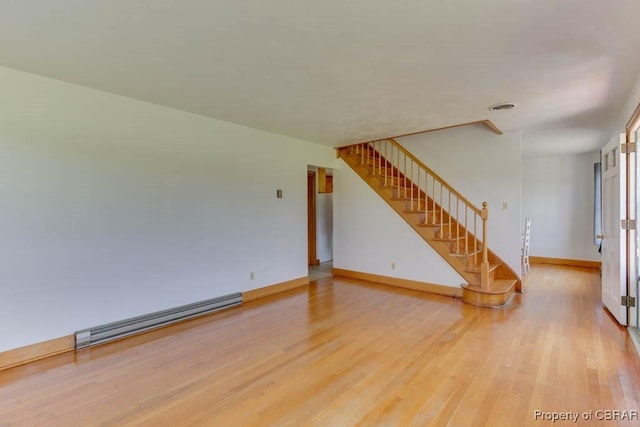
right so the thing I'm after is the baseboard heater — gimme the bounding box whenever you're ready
[74,292,242,349]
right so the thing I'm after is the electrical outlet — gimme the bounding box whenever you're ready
[502,201,508,210]
[250,272,255,280]
[391,262,396,270]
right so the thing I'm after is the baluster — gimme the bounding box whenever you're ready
[432,176,436,224]
[403,153,407,198]
[371,141,374,171]
[474,213,478,265]
[365,143,368,165]
[448,190,452,238]
[364,143,367,166]
[410,159,414,210]
[378,141,381,175]
[417,167,421,214]
[464,206,468,255]
[379,142,383,179]
[384,141,388,185]
[375,141,378,173]
[424,172,428,224]
[367,143,370,166]
[456,199,460,254]
[397,146,401,199]
[372,141,375,172]
[439,183,443,230]
[481,202,489,287]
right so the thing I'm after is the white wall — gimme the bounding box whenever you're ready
[316,190,333,263]
[333,163,464,287]
[608,74,640,143]
[0,66,337,352]
[522,152,601,261]
[400,125,523,274]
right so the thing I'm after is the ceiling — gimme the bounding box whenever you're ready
[2,0,640,156]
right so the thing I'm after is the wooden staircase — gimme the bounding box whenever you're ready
[338,139,520,307]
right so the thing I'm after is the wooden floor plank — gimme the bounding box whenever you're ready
[0,266,639,426]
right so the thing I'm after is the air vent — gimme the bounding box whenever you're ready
[488,103,517,112]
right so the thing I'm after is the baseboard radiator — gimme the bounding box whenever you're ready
[74,292,243,349]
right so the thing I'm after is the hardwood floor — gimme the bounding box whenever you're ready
[1,265,639,426]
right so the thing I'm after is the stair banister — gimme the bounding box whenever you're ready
[371,138,489,287]
[338,139,521,306]
[481,202,489,288]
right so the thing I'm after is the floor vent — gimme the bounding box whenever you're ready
[75,292,242,349]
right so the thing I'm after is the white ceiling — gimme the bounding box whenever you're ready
[1,0,640,156]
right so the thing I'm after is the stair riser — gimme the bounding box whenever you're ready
[464,268,497,286]
[462,286,515,308]
[415,212,444,223]
[391,188,421,199]
[445,240,478,255]
[374,175,407,186]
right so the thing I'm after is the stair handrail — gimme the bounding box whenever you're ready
[388,138,482,216]
[344,137,491,287]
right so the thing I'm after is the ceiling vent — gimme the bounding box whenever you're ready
[488,103,516,112]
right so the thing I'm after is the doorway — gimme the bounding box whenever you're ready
[307,166,333,280]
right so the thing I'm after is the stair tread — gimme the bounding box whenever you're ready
[464,263,500,273]
[449,249,482,258]
[392,197,422,202]
[404,209,429,214]
[417,222,452,228]
[433,234,466,241]
[406,209,442,215]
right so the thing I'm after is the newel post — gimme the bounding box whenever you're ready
[480,202,490,288]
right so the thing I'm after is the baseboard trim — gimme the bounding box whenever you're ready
[0,335,75,372]
[1,278,310,370]
[333,268,462,298]
[243,277,310,302]
[530,256,601,269]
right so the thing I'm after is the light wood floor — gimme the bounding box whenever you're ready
[1,265,639,426]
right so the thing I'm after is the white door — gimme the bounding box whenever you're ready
[601,135,627,325]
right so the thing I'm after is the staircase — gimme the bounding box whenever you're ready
[338,138,521,307]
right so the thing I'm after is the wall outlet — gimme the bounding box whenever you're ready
[250,272,255,280]
[391,262,396,270]
[502,201,508,210]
